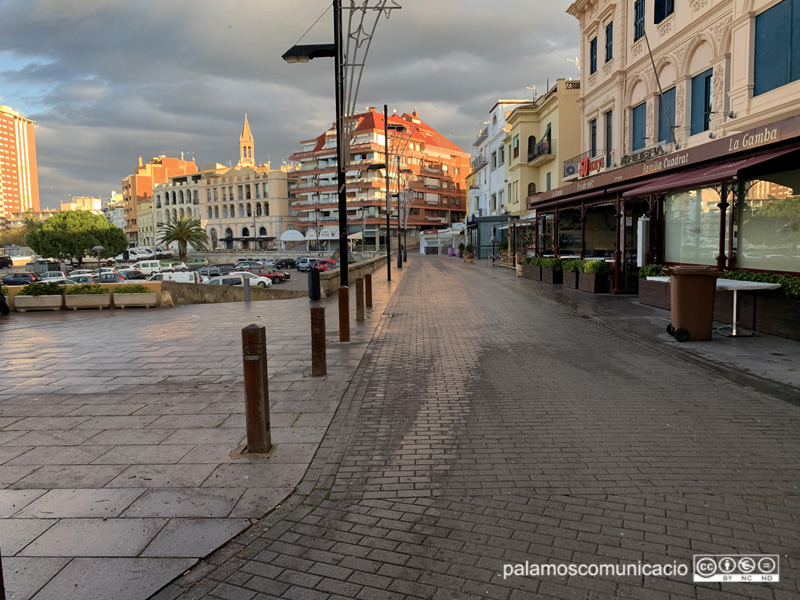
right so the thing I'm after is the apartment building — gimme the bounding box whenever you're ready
[289,108,468,249]
[0,105,39,228]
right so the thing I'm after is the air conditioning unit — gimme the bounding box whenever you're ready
[564,163,579,177]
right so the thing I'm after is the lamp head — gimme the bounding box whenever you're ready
[282,43,336,63]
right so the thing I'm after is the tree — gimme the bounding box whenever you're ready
[26,211,128,265]
[157,216,208,260]
[0,211,42,247]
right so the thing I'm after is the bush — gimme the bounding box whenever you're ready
[18,281,64,296]
[561,259,581,273]
[465,244,474,254]
[638,264,666,279]
[1,285,7,296]
[65,283,108,295]
[520,256,539,266]
[722,270,800,300]
[539,258,562,271]
[458,243,465,253]
[580,260,612,274]
[113,283,151,294]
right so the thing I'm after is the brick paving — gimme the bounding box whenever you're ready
[157,256,800,600]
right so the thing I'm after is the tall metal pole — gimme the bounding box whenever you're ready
[384,104,392,281]
[334,0,349,287]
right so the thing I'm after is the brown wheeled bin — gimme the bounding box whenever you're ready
[666,266,721,342]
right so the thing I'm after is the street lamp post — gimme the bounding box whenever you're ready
[92,245,105,275]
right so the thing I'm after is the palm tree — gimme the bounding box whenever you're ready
[21,212,41,232]
[157,216,208,260]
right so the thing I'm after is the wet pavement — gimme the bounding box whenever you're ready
[155,256,800,600]
[0,265,404,599]
[2,256,799,599]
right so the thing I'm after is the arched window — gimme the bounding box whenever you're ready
[214,206,219,219]
[179,207,185,219]
[264,201,270,216]
[242,227,250,238]
[259,226,267,237]
[528,136,536,155]
[225,227,233,239]
[238,204,244,218]
[246,203,252,217]
[528,182,536,196]
[207,207,213,219]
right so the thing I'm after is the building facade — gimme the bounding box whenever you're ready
[121,155,197,245]
[289,108,468,249]
[523,0,800,291]
[61,196,102,213]
[103,191,126,230]
[0,105,40,228]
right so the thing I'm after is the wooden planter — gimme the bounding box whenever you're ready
[578,272,609,293]
[562,270,579,289]
[14,295,63,312]
[521,265,541,281]
[113,292,158,309]
[541,267,563,285]
[638,279,671,310]
[65,294,112,311]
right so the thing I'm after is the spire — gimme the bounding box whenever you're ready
[239,113,254,167]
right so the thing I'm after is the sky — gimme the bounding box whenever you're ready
[0,0,579,210]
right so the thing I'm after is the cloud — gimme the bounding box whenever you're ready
[0,0,579,209]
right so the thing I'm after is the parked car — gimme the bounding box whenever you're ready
[118,268,146,280]
[206,273,272,288]
[223,272,273,287]
[2,272,41,285]
[132,260,162,275]
[70,274,99,284]
[97,273,124,283]
[316,260,339,271]
[149,271,200,283]
[296,257,312,272]
[199,263,235,278]
[0,255,13,268]
[233,261,264,270]
[186,258,209,270]
[40,271,70,281]
[161,261,190,272]
[273,258,297,270]
[114,247,154,262]
[243,267,288,284]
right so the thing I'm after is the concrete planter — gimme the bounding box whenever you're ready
[65,294,112,311]
[113,292,158,309]
[14,295,63,312]
[541,267,563,285]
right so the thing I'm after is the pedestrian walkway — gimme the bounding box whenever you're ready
[0,266,404,600]
[158,255,800,600]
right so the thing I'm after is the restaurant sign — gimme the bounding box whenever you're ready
[620,143,668,167]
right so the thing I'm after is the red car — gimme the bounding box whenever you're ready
[315,260,339,272]
[243,267,288,284]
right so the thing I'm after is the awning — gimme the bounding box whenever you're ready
[622,146,800,198]
[280,230,305,241]
[348,231,364,240]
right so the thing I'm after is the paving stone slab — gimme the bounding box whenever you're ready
[0,518,58,555]
[15,488,145,519]
[143,518,252,558]
[121,488,243,518]
[1,557,71,600]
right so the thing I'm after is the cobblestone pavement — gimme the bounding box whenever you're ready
[158,256,800,600]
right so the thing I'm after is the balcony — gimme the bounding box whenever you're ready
[473,127,488,146]
[562,149,615,178]
[528,138,556,166]
[471,155,487,171]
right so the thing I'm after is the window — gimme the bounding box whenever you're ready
[491,151,497,169]
[654,0,674,24]
[605,22,613,61]
[590,119,597,157]
[634,0,645,41]
[605,110,613,168]
[754,0,800,95]
[691,68,713,135]
[513,135,519,158]
[631,102,647,151]
[658,87,676,143]
[546,172,551,191]
[498,145,505,165]
[590,37,598,74]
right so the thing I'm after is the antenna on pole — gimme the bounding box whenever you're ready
[566,56,579,78]
[526,85,536,101]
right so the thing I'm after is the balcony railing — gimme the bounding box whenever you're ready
[528,138,556,164]
[473,127,488,146]
[471,155,487,171]
[562,149,615,178]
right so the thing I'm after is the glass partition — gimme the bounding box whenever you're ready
[663,187,723,266]
[557,209,582,257]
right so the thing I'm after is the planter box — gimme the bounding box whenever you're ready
[113,292,158,309]
[562,270,579,289]
[638,279,671,310]
[14,295,63,312]
[541,267,563,285]
[65,294,112,311]
[521,264,541,281]
[578,272,609,293]
[753,294,800,341]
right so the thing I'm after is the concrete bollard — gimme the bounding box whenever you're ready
[241,324,272,453]
[338,286,350,342]
[311,306,327,376]
[243,277,251,303]
[365,273,373,308]
[355,278,365,322]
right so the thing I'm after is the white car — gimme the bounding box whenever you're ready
[207,272,272,288]
[40,271,69,280]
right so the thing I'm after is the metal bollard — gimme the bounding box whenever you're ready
[365,273,373,308]
[311,306,327,376]
[338,286,350,342]
[241,324,272,453]
[355,278,365,322]
[308,267,321,301]
[243,276,251,303]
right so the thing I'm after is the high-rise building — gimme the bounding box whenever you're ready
[121,155,197,244]
[0,105,40,228]
[289,108,468,248]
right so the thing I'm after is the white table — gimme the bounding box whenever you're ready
[646,276,782,337]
